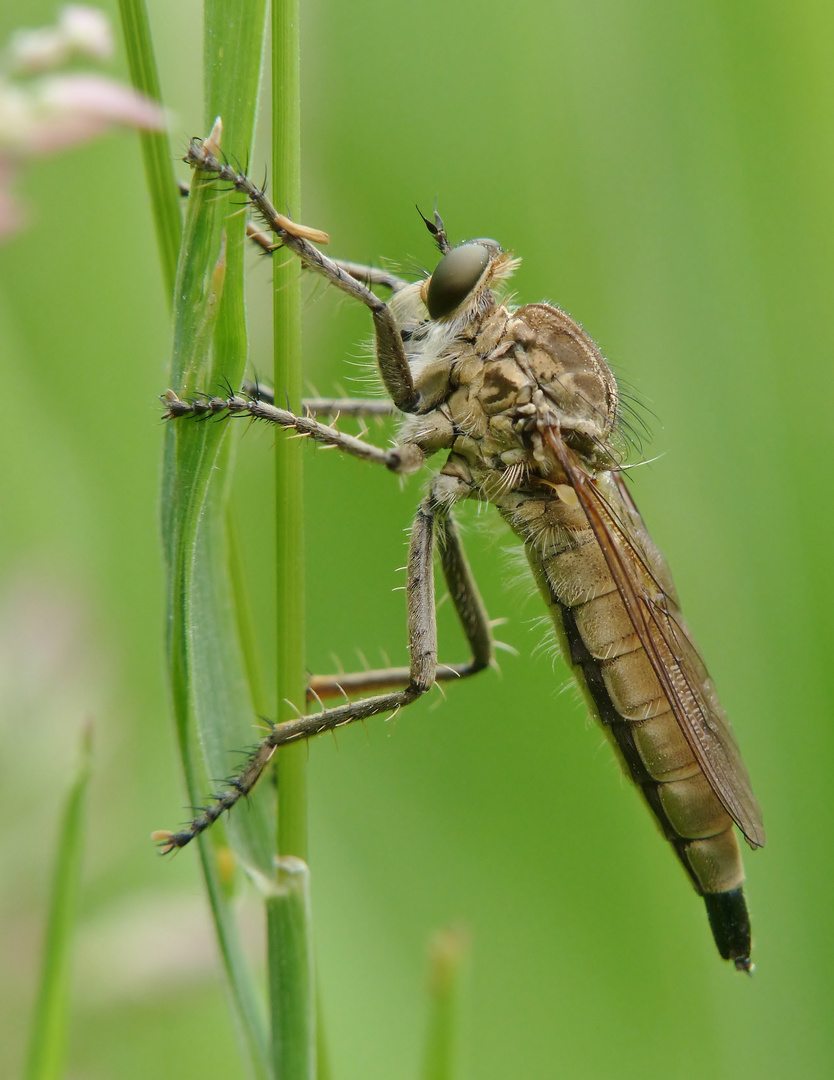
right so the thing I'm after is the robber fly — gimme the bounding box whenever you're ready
[156,125,765,971]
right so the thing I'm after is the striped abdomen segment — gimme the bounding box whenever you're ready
[501,491,752,966]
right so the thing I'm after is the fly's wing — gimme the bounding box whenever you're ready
[546,430,765,849]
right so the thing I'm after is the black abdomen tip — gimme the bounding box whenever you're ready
[704,888,753,972]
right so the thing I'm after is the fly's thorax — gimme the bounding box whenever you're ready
[509,304,617,429]
[394,300,515,454]
[443,301,620,494]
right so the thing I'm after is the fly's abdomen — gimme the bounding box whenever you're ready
[567,598,744,892]
[501,492,752,966]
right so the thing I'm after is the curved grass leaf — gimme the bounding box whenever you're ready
[24,725,92,1080]
[421,928,471,1080]
[160,1,271,1073]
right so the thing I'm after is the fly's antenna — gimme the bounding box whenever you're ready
[417,203,452,255]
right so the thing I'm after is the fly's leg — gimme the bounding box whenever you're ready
[162,389,423,474]
[164,394,488,693]
[245,218,410,292]
[241,381,398,420]
[185,131,422,413]
[246,220,411,292]
[180,176,411,293]
[324,261,410,293]
[300,397,397,418]
[156,486,452,851]
[310,495,492,700]
[164,392,487,693]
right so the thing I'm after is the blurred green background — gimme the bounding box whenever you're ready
[2,0,832,1077]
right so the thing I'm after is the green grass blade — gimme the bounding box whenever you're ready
[264,859,316,1080]
[316,990,333,1080]
[116,0,180,297]
[272,0,307,864]
[227,512,269,714]
[162,156,272,1080]
[269,3,316,1077]
[421,929,471,1080]
[160,2,270,1074]
[23,725,92,1080]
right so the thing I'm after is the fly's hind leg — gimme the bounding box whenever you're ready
[157,480,468,851]
[310,475,492,700]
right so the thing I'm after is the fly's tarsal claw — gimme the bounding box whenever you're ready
[150,829,177,853]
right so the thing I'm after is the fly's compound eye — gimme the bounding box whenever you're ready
[425,243,491,320]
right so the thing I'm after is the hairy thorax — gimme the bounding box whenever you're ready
[417,300,620,500]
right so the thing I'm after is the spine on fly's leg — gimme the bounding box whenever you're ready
[501,492,755,972]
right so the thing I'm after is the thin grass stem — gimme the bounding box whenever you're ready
[273,0,308,864]
[156,2,272,1075]
[270,1,315,1076]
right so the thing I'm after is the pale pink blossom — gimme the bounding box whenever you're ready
[0,6,166,238]
[5,74,166,156]
[58,5,113,61]
[8,5,113,76]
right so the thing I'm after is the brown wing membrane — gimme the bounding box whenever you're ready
[546,429,765,849]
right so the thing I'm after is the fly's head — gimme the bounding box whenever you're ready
[412,205,518,326]
[421,239,518,326]
[388,233,520,414]
[389,238,519,339]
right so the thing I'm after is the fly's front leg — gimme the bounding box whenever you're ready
[155,492,445,851]
[301,398,397,418]
[185,135,422,413]
[163,389,423,474]
[180,178,411,294]
[309,475,492,700]
[181,176,411,294]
